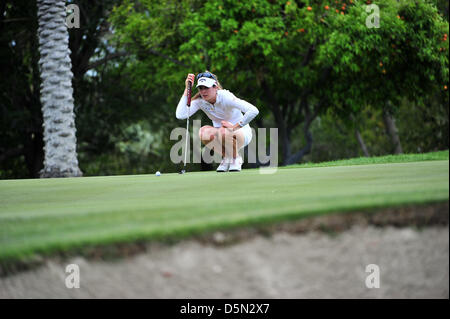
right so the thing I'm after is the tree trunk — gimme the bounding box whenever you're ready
[37,0,82,177]
[284,100,318,165]
[271,104,290,165]
[355,129,370,157]
[382,107,403,154]
[261,80,291,165]
[285,130,312,165]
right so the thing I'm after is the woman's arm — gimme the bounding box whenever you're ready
[176,95,200,119]
[176,74,200,119]
[224,92,259,130]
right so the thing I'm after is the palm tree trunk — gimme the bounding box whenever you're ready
[37,0,82,177]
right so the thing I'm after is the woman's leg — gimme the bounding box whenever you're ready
[199,126,223,156]
[218,127,245,159]
[199,125,245,158]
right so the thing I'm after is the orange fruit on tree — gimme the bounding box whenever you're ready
[307,6,312,11]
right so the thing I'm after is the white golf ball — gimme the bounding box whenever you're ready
[155,171,161,176]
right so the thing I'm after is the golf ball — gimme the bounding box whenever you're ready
[156,171,161,176]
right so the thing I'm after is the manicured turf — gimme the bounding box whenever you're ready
[0,152,448,262]
[285,150,449,168]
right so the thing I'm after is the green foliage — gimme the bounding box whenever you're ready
[288,149,449,169]
[396,96,449,153]
[0,0,43,178]
[109,0,448,164]
[307,96,448,162]
[79,121,165,176]
[317,0,449,113]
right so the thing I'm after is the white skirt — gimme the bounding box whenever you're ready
[238,124,253,148]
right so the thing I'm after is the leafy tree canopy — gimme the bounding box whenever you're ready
[109,0,448,163]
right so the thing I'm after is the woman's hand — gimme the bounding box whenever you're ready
[185,73,195,90]
[221,121,233,128]
[221,121,240,131]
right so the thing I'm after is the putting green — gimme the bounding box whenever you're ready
[0,159,448,261]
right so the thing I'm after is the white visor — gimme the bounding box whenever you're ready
[196,77,217,88]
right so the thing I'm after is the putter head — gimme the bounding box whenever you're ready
[179,169,186,174]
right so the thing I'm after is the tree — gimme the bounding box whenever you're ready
[319,0,448,155]
[0,0,158,178]
[110,0,448,165]
[37,0,82,177]
[0,0,44,178]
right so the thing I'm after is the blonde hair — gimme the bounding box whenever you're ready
[192,70,223,101]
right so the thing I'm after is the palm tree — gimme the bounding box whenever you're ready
[37,0,82,177]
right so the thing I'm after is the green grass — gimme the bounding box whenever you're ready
[0,151,448,262]
[284,150,449,169]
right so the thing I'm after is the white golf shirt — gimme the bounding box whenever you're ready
[176,89,259,128]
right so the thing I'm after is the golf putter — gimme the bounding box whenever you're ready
[180,80,192,174]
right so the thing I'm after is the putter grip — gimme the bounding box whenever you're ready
[187,81,192,107]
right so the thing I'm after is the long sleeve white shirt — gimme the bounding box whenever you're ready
[176,89,259,128]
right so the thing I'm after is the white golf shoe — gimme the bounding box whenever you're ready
[216,158,231,172]
[228,156,242,172]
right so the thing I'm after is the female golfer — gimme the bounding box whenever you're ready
[176,71,259,172]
